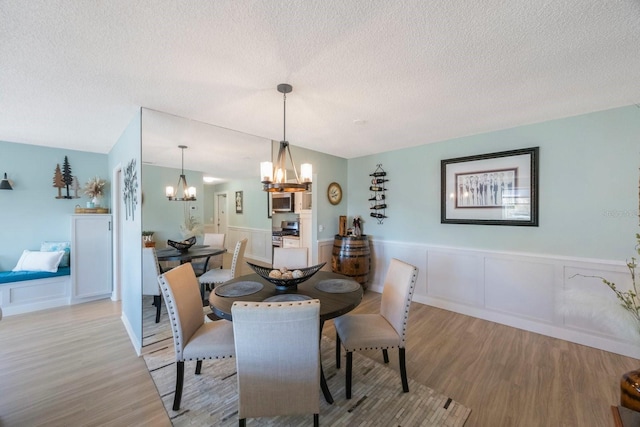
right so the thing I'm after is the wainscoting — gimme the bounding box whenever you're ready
[226,226,271,264]
[318,238,639,358]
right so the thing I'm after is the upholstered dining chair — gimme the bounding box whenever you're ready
[191,233,225,276]
[142,247,163,323]
[232,300,320,426]
[198,238,247,297]
[157,263,235,411]
[334,258,418,399]
[272,247,308,270]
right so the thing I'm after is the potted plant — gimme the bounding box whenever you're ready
[83,176,107,207]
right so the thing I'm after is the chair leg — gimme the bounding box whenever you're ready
[239,418,246,427]
[382,348,389,363]
[399,347,409,393]
[335,332,341,369]
[195,360,203,375]
[346,351,353,399]
[314,413,319,426]
[173,361,184,411]
[153,295,162,323]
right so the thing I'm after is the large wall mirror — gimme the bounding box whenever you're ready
[141,108,272,348]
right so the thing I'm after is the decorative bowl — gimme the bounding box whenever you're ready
[167,236,197,253]
[247,261,326,288]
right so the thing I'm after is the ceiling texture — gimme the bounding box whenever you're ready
[2,1,640,175]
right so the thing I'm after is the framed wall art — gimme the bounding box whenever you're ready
[235,191,243,214]
[441,147,539,226]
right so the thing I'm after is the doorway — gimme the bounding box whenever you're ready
[215,192,228,247]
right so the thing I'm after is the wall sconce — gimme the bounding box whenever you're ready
[0,173,13,190]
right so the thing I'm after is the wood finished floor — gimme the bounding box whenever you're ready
[1,260,638,426]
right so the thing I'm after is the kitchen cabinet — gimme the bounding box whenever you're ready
[294,191,312,213]
[71,214,113,301]
[299,211,312,266]
[282,236,301,248]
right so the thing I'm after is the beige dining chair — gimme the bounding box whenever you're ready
[272,247,308,270]
[191,233,225,276]
[232,300,320,426]
[198,238,247,296]
[334,258,418,399]
[142,247,163,323]
[158,263,235,410]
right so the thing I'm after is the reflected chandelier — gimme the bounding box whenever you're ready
[260,84,312,192]
[165,145,196,201]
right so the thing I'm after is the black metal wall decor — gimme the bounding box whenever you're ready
[369,164,387,224]
[123,158,138,221]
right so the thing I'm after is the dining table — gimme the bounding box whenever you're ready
[155,245,226,270]
[209,269,364,404]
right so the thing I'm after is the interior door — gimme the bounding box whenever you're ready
[216,193,228,244]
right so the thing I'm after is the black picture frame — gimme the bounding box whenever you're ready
[235,191,243,214]
[441,147,539,226]
[267,193,272,218]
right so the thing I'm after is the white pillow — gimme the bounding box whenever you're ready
[12,250,65,273]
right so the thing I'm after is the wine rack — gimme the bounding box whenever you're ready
[369,164,387,224]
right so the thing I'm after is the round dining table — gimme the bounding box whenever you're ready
[209,269,364,404]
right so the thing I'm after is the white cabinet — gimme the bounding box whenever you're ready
[294,191,312,213]
[299,211,312,266]
[282,236,301,248]
[71,214,113,301]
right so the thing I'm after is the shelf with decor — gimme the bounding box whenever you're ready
[369,164,387,224]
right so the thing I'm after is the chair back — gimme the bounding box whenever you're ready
[142,247,161,296]
[203,233,225,248]
[202,233,225,269]
[379,258,419,346]
[157,263,205,360]
[272,247,308,270]
[230,238,248,279]
[232,300,320,419]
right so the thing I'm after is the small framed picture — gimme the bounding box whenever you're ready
[235,191,243,214]
[441,147,539,226]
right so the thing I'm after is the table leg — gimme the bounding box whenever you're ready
[319,320,334,404]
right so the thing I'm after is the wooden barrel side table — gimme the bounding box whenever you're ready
[331,234,370,289]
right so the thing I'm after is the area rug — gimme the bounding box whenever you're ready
[143,336,471,426]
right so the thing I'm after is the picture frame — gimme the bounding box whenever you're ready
[441,147,539,226]
[267,192,272,219]
[235,191,243,214]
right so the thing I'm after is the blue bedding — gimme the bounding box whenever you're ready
[0,267,71,284]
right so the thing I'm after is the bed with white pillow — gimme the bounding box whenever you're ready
[0,243,72,316]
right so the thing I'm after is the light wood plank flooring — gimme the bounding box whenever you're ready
[2,258,638,426]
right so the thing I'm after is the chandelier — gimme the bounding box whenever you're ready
[165,145,196,201]
[260,84,312,192]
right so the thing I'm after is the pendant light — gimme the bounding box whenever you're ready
[260,84,312,192]
[0,173,13,190]
[165,145,196,201]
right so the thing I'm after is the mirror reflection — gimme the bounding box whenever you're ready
[141,108,272,347]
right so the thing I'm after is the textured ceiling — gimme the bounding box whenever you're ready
[2,1,640,177]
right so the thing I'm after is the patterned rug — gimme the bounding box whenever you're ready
[143,335,471,426]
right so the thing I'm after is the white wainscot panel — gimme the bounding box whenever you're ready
[369,240,427,295]
[318,240,333,271]
[562,265,638,343]
[485,257,555,323]
[427,250,480,306]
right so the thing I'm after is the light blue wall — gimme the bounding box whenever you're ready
[287,143,348,242]
[347,105,640,260]
[211,178,271,231]
[0,140,109,270]
[108,110,142,350]
[142,164,204,245]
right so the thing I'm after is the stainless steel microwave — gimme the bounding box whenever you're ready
[271,193,295,212]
